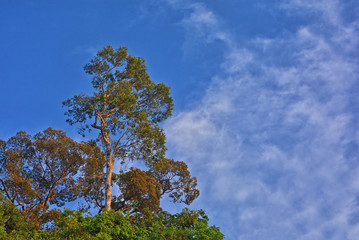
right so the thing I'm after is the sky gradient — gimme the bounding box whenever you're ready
[1,1,359,239]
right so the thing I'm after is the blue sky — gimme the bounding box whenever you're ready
[1,0,359,239]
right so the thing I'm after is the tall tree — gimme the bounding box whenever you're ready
[0,128,104,226]
[63,45,173,211]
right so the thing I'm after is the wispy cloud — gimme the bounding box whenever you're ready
[163,1,232,54]
[163,0,359,239]
[181,3,231,44]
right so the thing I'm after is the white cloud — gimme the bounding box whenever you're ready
[280,0,342,26]
[167,2,233,53]
[221,49,254,74]
[164,0,359,239]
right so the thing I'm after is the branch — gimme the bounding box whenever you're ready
[91,123,102,130]
[98,114,107,127]
[91,114,102,130]
[44,154,55,180]
[122,132,135,149]
[109,106,120,114]
[45,159,80,205]
[95,197,104,211]
[54,179,85,198]
[112,129,129,150]
[0,179,12,201]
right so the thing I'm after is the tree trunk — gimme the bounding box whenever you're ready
[104,147,113,211]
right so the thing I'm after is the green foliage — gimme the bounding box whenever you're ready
[53,208,224,240]
[138,208,225,240]
[55,209,140,240]
[0,199,224,240]
[0,193,53,240]
[63,45,173,162]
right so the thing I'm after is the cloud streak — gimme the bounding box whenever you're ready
[163,1,359,239]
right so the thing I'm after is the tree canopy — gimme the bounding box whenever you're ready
[0,128,104,226]
[0,195,224,240]
[0,45,224,239]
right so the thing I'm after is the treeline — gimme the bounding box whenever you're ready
[0,194,223,239]
[0,46,224,239]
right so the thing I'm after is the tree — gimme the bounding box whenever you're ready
[0,128,105,227]
[63,45,173,211]
[112,168,161,217]
[150,158,200,205]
